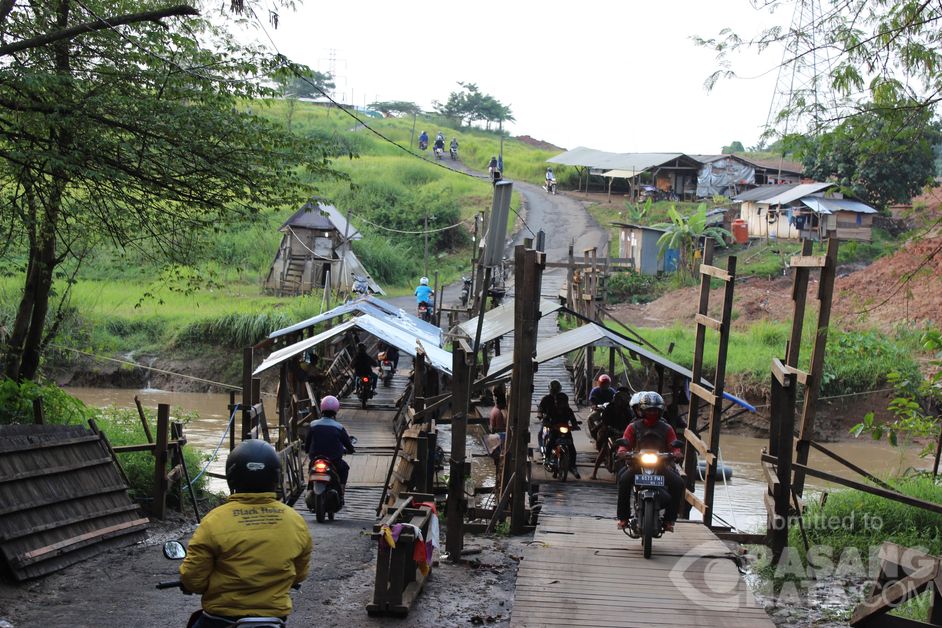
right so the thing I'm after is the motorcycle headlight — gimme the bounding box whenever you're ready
[640,452,659,466]
[559,426,569,434]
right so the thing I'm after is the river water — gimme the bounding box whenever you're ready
[68,386,933,531]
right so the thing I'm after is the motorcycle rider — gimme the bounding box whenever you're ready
[615,391,685,532]
[433,132,445,154]
[418,130,429,150]
[415,276,434,313]
[450,137,459,155]
[545,167,556,189]
[487,156,500,181]
[352,342,378,395]
[305,395,356,499]
[587,374,616,439]
[590,385,635,480]
[378,341,399,372]
[179,440,312,628]
[536,380,580,479]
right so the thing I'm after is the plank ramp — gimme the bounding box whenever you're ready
[511,482,774,627]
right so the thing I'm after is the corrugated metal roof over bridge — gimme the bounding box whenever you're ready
[456,298,562,345]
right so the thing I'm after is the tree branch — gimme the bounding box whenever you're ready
[0,4,199,56]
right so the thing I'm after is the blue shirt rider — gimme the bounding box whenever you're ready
[415,276,434,305]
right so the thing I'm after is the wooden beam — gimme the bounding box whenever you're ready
[689,383,717,406]
[771,358,792,388]
[694,313,723,331]
[683,428,715,466]
[789,255,827,268]
[16,518,150,565]
[684,489,707,514]
[808,440,894,490]
[152,404,170,520]
[699,264,731,282]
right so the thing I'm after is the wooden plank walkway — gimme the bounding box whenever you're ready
[511,482,774,627]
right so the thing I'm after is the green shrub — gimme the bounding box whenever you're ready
[174,311,296,349]
[607,271,659,303]
[822,330,920,396]
[0,379,90,426]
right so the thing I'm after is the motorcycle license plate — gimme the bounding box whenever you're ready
[635,474,665,487]
[310,474,331,482]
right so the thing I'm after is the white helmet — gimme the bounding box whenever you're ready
[420,276,429,285]
[629,392,642,408]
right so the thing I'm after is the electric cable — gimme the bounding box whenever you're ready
[188,406,236,486]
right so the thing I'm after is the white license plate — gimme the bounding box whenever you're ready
[310,474,331,482]
[635,474,665,487]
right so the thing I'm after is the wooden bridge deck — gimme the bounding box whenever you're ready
[511,480,773,627]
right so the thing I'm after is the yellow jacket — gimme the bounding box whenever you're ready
[179,492,312,617]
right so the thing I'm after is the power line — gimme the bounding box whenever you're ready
[353,214,467,235]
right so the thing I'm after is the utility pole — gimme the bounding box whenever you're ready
[423,211,429,277]
[410,111,417,150]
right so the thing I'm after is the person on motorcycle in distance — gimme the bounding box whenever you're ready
[415,276,434,309]
[450,137,459,152]
[615,391,685,532]
[179,440,312,628]
[591,385,635,480]
[352,342,378,394]
[587,374,616,440]
[433,132,445,151]
[545,167,556,185]
[418,130,428,149]
[537,380,581,479]
[305,395,356,499]
[378,341,399,372]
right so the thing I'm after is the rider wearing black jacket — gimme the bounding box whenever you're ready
[537,380,581,479]
[352,342,378,392]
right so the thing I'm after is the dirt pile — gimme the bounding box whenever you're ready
[833,236,942,329]
[513,135,564,152]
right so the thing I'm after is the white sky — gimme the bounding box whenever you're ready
[252,0,792,155]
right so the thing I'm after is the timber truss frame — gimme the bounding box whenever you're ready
[683,239,737,527]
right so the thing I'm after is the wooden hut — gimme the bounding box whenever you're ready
[264,201,383,296]
[613,222,678,275]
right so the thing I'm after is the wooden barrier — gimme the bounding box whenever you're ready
[850,542,942,627]
[366,493,436,618]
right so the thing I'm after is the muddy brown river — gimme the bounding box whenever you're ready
[68,386,933,531]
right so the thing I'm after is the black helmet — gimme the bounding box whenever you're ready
[638,391,665,413]
[225,440,280,493]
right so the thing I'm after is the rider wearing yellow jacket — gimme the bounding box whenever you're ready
[180,441,312,622]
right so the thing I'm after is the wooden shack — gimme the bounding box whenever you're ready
[734,183,877,241]
[264,201,383,296]
[613,222,678,275]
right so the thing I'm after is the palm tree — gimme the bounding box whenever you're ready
[655,204,730,279]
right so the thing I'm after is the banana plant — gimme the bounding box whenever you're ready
[655,204,730,279]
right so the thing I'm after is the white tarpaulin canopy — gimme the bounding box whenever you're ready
[254,315,452,376]
[457,298,562,345]
[486,322,754,411]
[268,296,442,347]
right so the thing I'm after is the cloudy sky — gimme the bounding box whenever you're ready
[252,0,793,154]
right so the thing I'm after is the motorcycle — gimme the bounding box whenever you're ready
[617,444,673,558]
[355,373,373,409]
[543,179,558,195]
[459,276,472,307]
[305,457,340,523]
[351,273,369,298]
[418,138,428,151]
[434,145,444,160]
[540,422,579,482]
[378,351,395,387]
[587,402,609,442]
[157,540,295,627]
[417,300,434,323]
[449,145,458,160]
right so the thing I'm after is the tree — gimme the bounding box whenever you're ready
[698,1,942,136]
[0,0,341,381]
[721,141,744,154]
[433,82,513,129]
[368,100,422,118]
[278,68,334,100]
[655,205,730,280]
[795,104,940,208]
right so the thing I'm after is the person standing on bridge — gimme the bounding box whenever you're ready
[615,391,684,532]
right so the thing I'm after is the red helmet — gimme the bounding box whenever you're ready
[598,374,611,385]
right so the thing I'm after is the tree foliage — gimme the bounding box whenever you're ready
[0,0,341,380]
[433,82,514,130]
[277,68,335,99]
[655,204,730,279]
[368,100,422,117]
[792,104,940,208]
[721,140,745,154]
[698,1,942,136]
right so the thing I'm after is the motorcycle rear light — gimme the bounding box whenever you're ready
[314,463,328,472]
[559,426,570,434]
[362,377,369,382]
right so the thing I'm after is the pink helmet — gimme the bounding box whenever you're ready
[598,374,611,385]
[320,395,340,413]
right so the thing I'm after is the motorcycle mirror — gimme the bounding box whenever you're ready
[163,540,187,560]
[349,436,358,445]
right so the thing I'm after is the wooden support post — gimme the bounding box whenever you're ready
[32,398,44,425]
[446,342,471,560]
[769,367,796,562]
[279,363,289,445]
[508,245,543,534]
[228,391,236,452]
[134,395,154,444]
[608,348,616,383]
[793,238,839,497]
[152,404,171,520]
[242,347,253,442]
[584,342,594,404]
